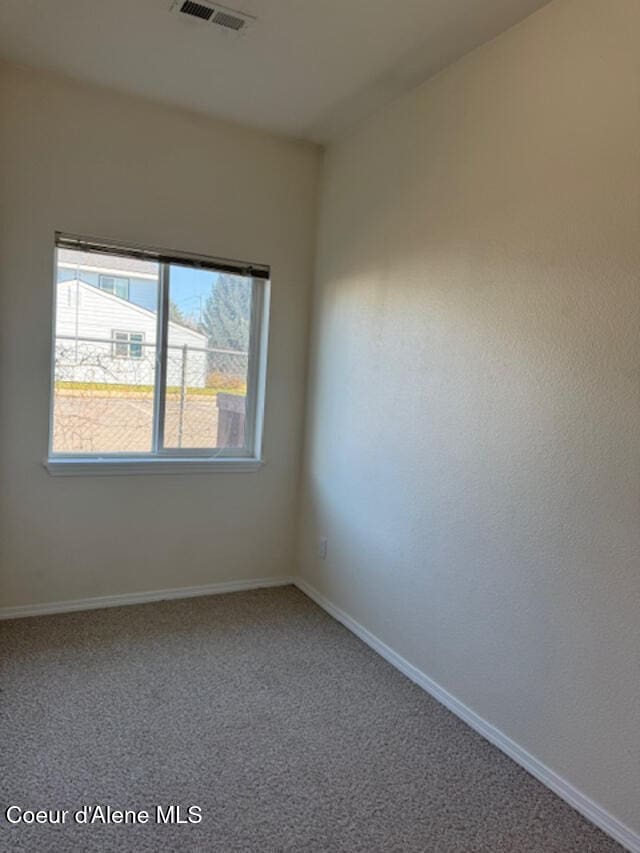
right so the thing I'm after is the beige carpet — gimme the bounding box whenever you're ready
[0,586,622,852]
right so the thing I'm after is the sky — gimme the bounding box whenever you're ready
[169,265,221,325]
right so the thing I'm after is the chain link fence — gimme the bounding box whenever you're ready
[52,335,248,453]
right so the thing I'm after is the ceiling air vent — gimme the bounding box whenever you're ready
[212,10,245,30]
[170,0,255,36]
[180,1,214,20]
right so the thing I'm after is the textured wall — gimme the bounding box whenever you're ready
[298,0,640,834]
[0,63,320,606]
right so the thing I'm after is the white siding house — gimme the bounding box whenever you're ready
[55,279,207,387]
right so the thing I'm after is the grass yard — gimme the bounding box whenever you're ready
[52,384,245,453]
[56,380,246,397]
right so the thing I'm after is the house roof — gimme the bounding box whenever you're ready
[58,249,158,279]
[60,279,206,342]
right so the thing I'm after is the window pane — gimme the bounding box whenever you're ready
[99,274,129,300]
[115,279,129,299]
[129,333,144,359]
[163,265,252,450]
[52,248,159,454]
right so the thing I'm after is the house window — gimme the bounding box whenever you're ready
[48,234,270,474]
[99,274,129,300]
[112,331,144,359]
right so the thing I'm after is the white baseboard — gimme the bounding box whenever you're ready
[0,576,295,621]
[294,577,639,853]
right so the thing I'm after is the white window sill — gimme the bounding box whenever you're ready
[45,457,264,477]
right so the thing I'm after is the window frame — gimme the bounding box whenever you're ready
[112,330,145,359]
[47,234,270,476]
[99,273,130,300]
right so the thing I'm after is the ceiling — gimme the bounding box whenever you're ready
[0,0,551,142]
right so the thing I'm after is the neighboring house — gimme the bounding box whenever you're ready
[57,249,159,312]
[55,279,207,388]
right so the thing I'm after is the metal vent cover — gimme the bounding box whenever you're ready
[212,10,245,30]
[180,1,213,20]
[170,1,255,36]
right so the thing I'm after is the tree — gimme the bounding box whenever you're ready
[200,275,251,352]
[199,275,252,384]
[169,300,200,332]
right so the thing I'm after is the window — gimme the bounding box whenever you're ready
[99,274,129,300]
[112,331,144,359]
[48,234,270,474]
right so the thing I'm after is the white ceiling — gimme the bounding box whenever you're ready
[0,0,551,142]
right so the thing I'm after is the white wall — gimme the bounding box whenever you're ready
[298,0,639,837]
[0,62,320,605]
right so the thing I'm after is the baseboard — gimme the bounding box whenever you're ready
[0,576,295,621]
[294,577,639,853]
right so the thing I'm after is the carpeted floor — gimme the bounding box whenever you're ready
[0,586,622,852]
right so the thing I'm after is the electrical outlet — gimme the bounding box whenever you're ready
[318,537,328,560]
